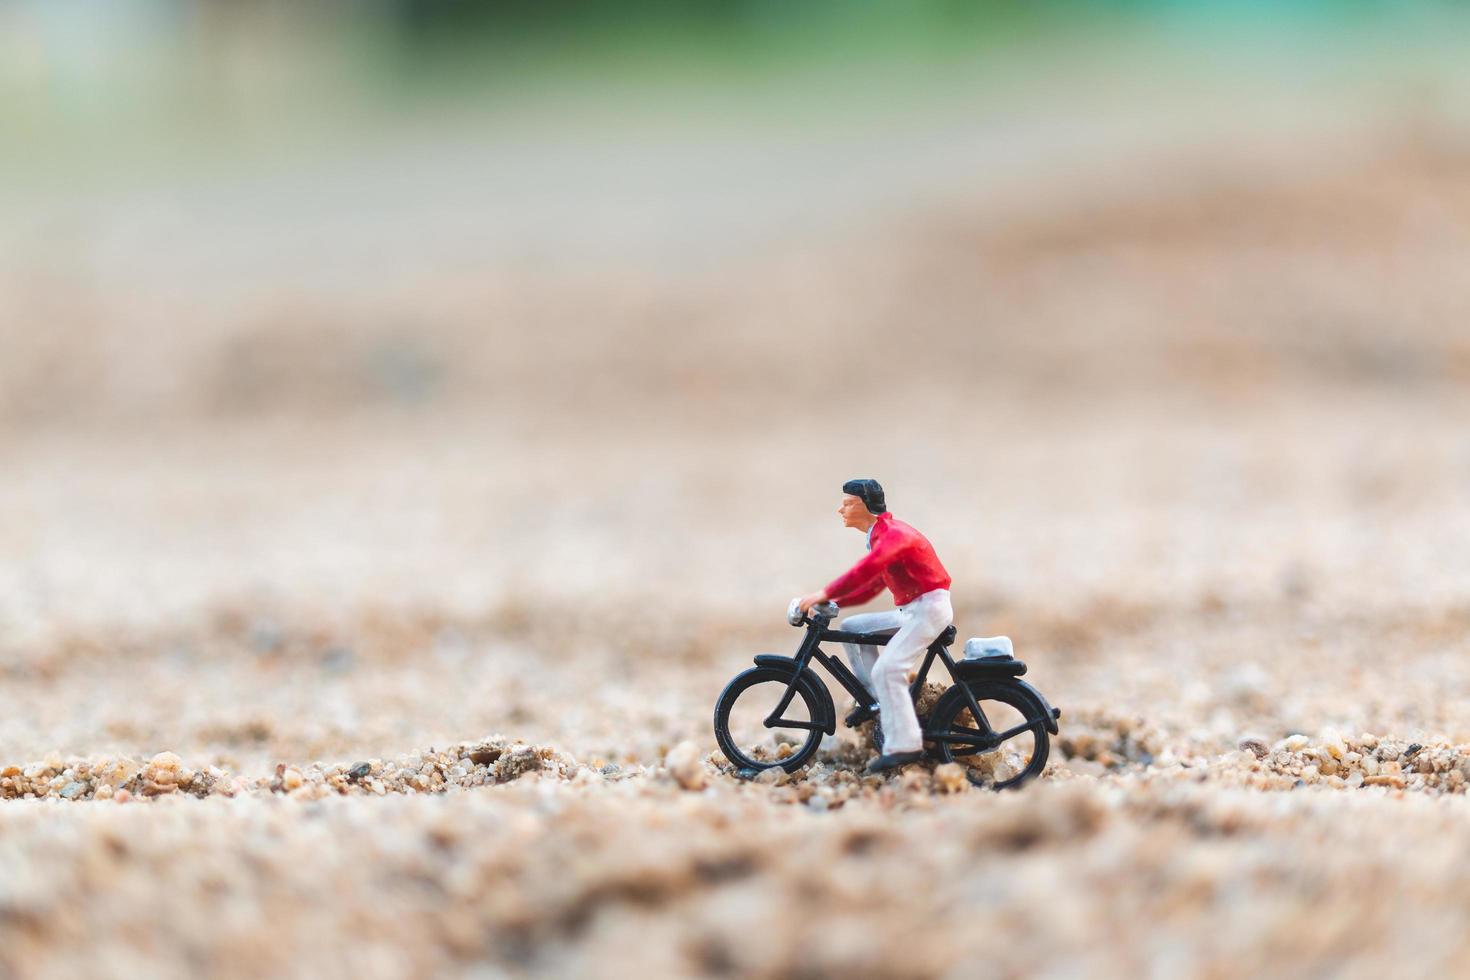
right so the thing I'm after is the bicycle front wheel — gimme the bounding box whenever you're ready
[928,681,1050,790]
[714,666,825,773]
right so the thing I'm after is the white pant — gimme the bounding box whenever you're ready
[840,589,953,754]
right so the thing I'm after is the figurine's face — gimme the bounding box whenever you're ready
[838,494,874,529]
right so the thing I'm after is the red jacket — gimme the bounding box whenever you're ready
[825,512,952,608]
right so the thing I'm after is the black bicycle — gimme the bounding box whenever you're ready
[713,600,1060,790]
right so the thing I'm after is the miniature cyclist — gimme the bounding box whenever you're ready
[797,479,953,774]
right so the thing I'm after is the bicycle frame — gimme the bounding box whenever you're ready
[762,615,993,743]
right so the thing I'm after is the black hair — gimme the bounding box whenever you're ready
[842,478,886,514]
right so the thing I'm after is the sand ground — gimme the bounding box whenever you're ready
[4,114,1470,978]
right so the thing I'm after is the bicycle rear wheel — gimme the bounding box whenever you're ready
[928,681,1049,790]
[714,666,825,773]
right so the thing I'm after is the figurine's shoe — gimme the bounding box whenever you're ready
[844,703,877,728]
[865,750,923,774]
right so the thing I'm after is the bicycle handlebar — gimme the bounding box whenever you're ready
[787,598,840,627]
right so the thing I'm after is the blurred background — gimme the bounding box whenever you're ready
[3,0,1470,694]
[9,6,1470,977]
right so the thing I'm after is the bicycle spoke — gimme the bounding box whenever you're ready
[963,698,994,734]
[765,719,825,732]
[934,735,985,757]
[993,720,1040,743]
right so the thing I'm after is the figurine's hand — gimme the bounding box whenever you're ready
[796,591,828,615]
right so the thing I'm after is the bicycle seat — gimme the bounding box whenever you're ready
[937,625,957,647]
[955,657,1028,678]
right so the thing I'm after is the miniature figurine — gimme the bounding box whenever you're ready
[796,479,954,774]
[712,478,1061,788]
[711,479,1061,787]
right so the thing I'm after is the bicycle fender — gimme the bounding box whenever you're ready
[1012,679,1061,735]
[752,655,836,735]
[949,677,1061,736]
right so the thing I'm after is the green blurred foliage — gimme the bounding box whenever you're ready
[1,0,1466,184]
